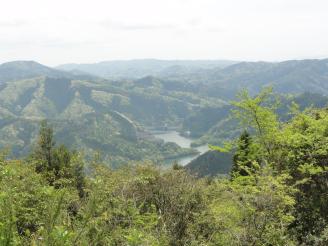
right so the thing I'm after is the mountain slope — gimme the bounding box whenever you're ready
[0,61,71,83]
[57,59,238,79]
[185,150,233,177]
[0,76,201,164]
[0,60,98,83]
[2,59,328,169]
[200,59,328,99]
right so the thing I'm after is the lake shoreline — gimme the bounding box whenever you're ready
[150,130,209,166]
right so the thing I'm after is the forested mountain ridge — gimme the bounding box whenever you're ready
[0,75,200,165]
[156,58,328,100]
[1,59,328,169]
[56,58,328,98]
[0,60,227,165]
[0,61,72,83]
[0,60,98,83]
[207,58,328,97]
[56,59,238,79]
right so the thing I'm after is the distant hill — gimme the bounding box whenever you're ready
[1,58,328,169]
[56,59,238,79]
[0,61,71,83]
[0,75,208,164]
[55,58,328,98]
[185,150,233,177]
[189,59,328,99]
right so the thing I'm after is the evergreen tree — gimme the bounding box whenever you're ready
[72,156,86,198]
[231,130,256,178]
[33,121,86,196]
[34,120,56,174]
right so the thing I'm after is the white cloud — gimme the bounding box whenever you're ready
[0,0,328,65]
[0,19,27,27]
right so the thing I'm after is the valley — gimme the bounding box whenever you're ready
[1,59,328,173]
[151,130,209,166]
[2,1,328,244]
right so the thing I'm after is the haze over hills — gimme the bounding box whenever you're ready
[56,58,328,97]
[56,59,238,79]
[1,59,328,170]
[0,61,71,83]
[0,60,98,83]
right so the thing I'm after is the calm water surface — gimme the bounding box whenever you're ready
[151,130,209,166]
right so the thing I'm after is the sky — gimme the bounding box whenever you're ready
[1,0,328,66]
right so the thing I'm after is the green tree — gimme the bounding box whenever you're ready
[34,120,56,175]
[205,165,296,245]
[278,109,328,243]
[232,87,280,165]
[32,121,86,198]
[232,88,328,243]
[231,130,259,178]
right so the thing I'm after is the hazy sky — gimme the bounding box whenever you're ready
[1,0,328,66]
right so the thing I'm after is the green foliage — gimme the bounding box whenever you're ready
[277,109,328,242]
[204,166,296,245]
[0,149,298,245]
[231,130,260,179]
[186,150,233,177]
[0,158,73,245]
[229,88,328,244]
[34,120,56,174]
[31,121,86,197]
[1,87,328,245]
[232,87,280,158]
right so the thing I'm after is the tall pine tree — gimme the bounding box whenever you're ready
[231,130,257,179]
[34,120,56,174]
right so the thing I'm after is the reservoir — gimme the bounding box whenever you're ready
[151,130,209,166]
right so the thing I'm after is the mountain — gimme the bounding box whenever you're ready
[56,59,238,79]
[0,60,101,84]
[175,59,328,99]
[185,150,233,177]
[0,61,73,83]
[0,75,206,165]
[56,58,328,99]
[1,58,328,169]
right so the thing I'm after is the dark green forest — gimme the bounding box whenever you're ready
[1,88,328,245]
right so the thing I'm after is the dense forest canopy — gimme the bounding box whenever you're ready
[1,87,328,245]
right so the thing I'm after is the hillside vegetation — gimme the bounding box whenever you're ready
[0,66,214,165]
[2,59,328,169]
[1,88,328,245]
